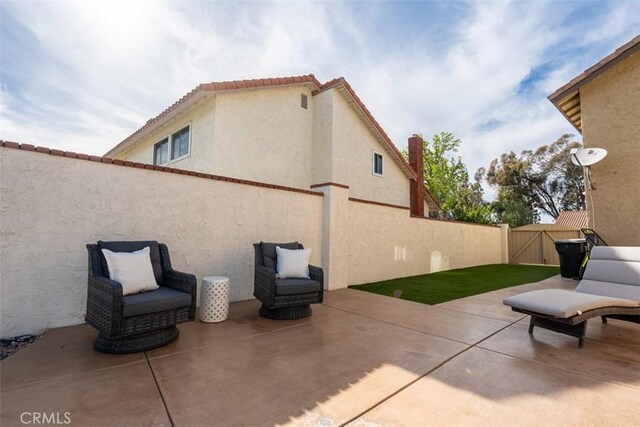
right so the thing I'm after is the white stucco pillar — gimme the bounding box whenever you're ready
[314,184,349,290]
[499,223,510,264]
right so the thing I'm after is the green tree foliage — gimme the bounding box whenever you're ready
[405,132,494,224]
[479,134,584,226]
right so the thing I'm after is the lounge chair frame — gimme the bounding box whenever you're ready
[511,306,640,348]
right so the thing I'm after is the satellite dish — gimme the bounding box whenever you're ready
[570,148,608,166]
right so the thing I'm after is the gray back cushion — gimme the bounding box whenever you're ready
[98,240,163,285]
[260,242,301,271]
[577,246,640,301]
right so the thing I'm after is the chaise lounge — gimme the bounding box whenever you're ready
[504,246,640,347]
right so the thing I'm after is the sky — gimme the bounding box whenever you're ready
[1,0,639,188]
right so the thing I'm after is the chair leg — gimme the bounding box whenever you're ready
[528,316,588,348]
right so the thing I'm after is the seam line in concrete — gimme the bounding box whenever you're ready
[145,352,175,427]
[0,359,145,392]
[340,317,521,426]
[475,341,640,391]
[321,301,505,347]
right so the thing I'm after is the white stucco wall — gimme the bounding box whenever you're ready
[116,86,316,189]
[113,85,413,207]
[116,96,216,172]
[311,90,334,185]
[212,86,315,188]
[348,201,502,285]
[0,148,323,338]
[330,90,411,207]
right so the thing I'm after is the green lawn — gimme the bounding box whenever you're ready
[348,264,560,305]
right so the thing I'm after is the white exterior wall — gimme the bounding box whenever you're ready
[311,90,334,185]
[348,201,502,285]
[0,148,323,338]
[117,86,315,189]
[212,86,315,188]
[117,97,216,172]
[114,85,413,206]
[330,91,411,207]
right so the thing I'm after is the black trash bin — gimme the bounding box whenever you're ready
[554,239,587,279]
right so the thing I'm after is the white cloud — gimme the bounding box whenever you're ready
[1,0,638,186]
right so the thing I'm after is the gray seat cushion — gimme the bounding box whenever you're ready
[98,240,163,285]
[579,246,640,300]
[275,278,321,296]
[122,286,191,318]
[504,289,639,318]
[260,242,300,271]
[576,280,640,301]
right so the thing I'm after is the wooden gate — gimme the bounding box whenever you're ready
[509,224,581,265]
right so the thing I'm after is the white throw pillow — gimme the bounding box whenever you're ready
[101,247,159,296]
[276,246,312,279]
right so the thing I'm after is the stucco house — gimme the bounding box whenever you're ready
[105,75,440,217]
[548,35,640,246]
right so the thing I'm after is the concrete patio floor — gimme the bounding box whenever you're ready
[1,276,639,426]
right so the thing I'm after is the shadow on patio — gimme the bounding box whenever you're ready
[1,277,639,426]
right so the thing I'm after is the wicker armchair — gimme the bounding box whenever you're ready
[85,241,196,353]
[253,242,323,319]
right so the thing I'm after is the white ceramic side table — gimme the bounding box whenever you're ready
[200,276,230,322]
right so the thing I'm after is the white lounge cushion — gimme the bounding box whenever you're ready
[504,289,639,318]
[580,246,640,300]
[576,279,640,301]
[587,246,640,263]
[101,247,159,296]
[276,246,311,279]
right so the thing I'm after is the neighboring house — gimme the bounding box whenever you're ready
[106,75,440,216]
[548,35,640,246]
[554,211,588,229]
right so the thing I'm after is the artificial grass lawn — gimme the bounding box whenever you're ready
[349,264,560,305]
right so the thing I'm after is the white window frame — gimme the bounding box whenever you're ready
[152,123,192,166]
[153,138,169,166]
[372,150,384,177]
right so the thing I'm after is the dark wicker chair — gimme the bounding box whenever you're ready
[253,242,323,319]
[85,241,196,353]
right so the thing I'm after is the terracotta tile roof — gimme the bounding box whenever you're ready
[548,34,640,133]
[106,74,418,181]
[555,210,588,229]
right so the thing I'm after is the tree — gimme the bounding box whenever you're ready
[405,132,494,224]
[480,134,584,226]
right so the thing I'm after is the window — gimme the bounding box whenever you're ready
[154,138,169,165]
[152,125,190,166]
[373,151,384,176]
[171,126,190,160]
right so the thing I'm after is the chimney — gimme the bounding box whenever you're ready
[408,134,425,217]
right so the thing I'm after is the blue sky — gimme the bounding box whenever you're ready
[1,0,639,181]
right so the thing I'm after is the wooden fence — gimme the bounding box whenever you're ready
[509,224,581,265]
